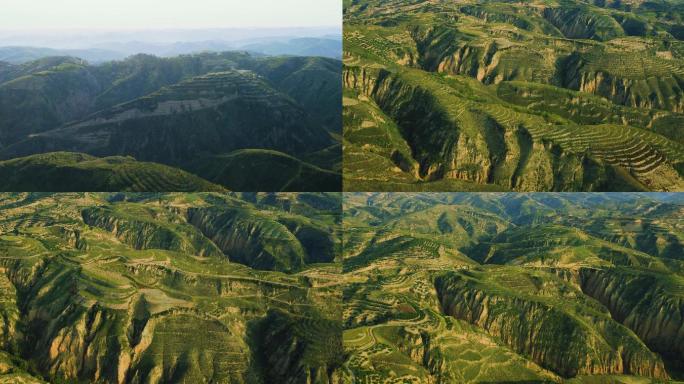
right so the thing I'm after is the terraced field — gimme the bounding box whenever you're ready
[0,192,343,383]
[341,192,684,383]
[0,52,342,192]
[343,0,684,191]
[0,152,226,192]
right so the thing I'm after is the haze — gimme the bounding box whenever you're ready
[0,0,341,30]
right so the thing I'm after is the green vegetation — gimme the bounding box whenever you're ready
[0,192,342,383]
[2,191,683,383]
[0,51,342,192]
[341,192,684,383]
[188,149,341,192]
[344,0,684,191]
[0,152,225,192]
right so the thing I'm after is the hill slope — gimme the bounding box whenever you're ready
[0,152,225,192]
[0,52,342,191]
[340,192,684,382]
[0,192,342,383]
[343,0,684,191]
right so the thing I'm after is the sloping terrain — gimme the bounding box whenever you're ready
[340,193,684,383]
[0,52,342,191]
[0,152,225,192]
[0,192,343,383]
[343,0,684,191]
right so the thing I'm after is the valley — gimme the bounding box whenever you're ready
[0,52,342,192]
[1,192,682,383]
[343,0,684,191]
[340,192,684,383]
[0,192,343,383]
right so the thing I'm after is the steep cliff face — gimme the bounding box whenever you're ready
[403,23,560,86]
[0,272,19,353]
[561,52,684,114]
[0,193,342,384]
[434,42,558,86]
[579,268,684,367]
[411,32,684,115]
[82,205,223,257]
[542,7,625,41]
[250,310,343,384]
[0,350,45,383]
[125,310,250,384]
[344,0,684,191]
[344,66,488,183]
[9,259,253,384]
[434,271,668,379]
[8,258,126,383]
[341,192,684,382]
[0,58,102,144]
[277,217,339,265]
[409,25,461,73]
[186,207,307,272]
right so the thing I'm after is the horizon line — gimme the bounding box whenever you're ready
[0,25,341,32]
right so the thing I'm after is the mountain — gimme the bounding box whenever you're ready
[241,37,342,59]
[2,191,682,383]
[343,0,684,191]
[0,46,123,64]
[0,38,341,65]
[0,51,342,191]
[0,152,225,192]
[0,192,342,383]
[340,192,684,382]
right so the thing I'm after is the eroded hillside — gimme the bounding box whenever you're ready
[343,0,684,191]
[340,192,684,383]
[0,192,343,383]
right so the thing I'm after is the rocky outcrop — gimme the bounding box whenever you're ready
[0,193,342,384]
[561,53,684,113]
[11,259,126,383]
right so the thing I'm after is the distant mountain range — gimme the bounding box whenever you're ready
[0,36,341,64]
[0,27,342,63]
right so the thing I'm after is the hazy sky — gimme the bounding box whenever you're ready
[0,0,341,30]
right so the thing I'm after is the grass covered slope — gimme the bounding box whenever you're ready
[0,51,342,192]
[188,149,342,192]
[343,0,684,191]
[340,192,684,383]
[0,152,225,192]
[0,192,342,383]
